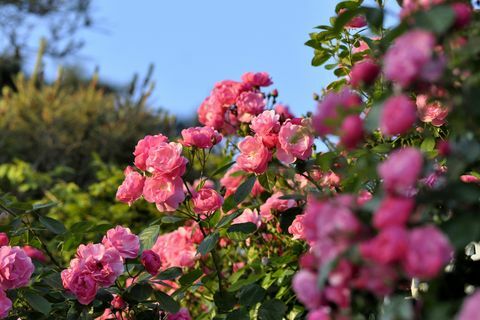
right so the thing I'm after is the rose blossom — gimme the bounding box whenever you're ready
[198,96,225,130]
[220,164,264,197]
[378,147,423,196]
[0,234,8,247]
[236,91,266,123]
[141,250,162,275]
[241,72,273,87]
[353,264,398,296]
[180,126,222,149]
[167,308,192,320]
[339,9,367,28]
[292,269,322,309]
[259,192,296,222]
[116,166,145,205]
[401,0,445,17]
[276,120,314,164]
[152,226,199,269]
[452,2,472,29]
[111,295,126,310]
[274,104,294,119]
[102,226,140,259]
[340,115,364,149]
[460,175,480,184]
[380,95,417,136]
[22,245,47,263]
[350,59,380,87]
[307,308,332,320]
[211,80,243,106]
[288,214,305,240]
[146,142,188,177]
[373,196,415,229]
[233,208,262,229]
[76,243,124,287]
[457,290,480,320]
[359,227,409,264]
[403,225,453,279]
[237,136,271,174]
[250,110,281,148]
[0,246,34,289]
[192,187,224,215]
[0,290,11,319]
[416,95,449,127]
[133,134,169,171]
[143,175,185,212]
[63,268,98,305]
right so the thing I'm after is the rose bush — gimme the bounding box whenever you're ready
[0,0,480,319]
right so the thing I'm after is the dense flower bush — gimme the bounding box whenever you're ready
[0,0,480,319]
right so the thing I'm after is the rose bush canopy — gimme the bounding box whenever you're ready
[1,0,480,319]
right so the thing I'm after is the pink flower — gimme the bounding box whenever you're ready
[0,234,8,247]
[237,136,271,174]
[401,0,445,16]
[350,59,380,88]
[340,115,364,149]
[133,134,169,171]
[378,147,423,196]
[383,30,437,87]
[111,295,126,310]
[457,290,480,320]
[373,196,415,229]
[212,80,243,107]
[353,264,398,296]
[167,307,192,320]
[180,126,222,149]
[102,226,140,259]
[63,268,98,305]
[276,120,314,164]
[288,214,305,240]
[461,175,480,184]
[241,72,273,87]
[360,227,408,264]
[141,250,162,276]
[380,95,417,136]
[146,142,188,177]
[250,110,281,148]
[198,96,225,130]
[143,175,185,212]
[0,290,11,319]
[192,187,224,215]
[416,95,449,127]
[292,269,322,309]
[0,246,34,289]
[22,245,47,263]
[76,243,124,287]
[403,226,453,279]
[116,166,145,206]
[259,192,296,222]
[452,2,472,29]
[339,9,367,28]
[357,190,372,206]
[152,227,199,269]
[220,164,264,197]
[233,208,262,229]
[307,308,332,320]
[274,104,294,119]
[236,91,266,123]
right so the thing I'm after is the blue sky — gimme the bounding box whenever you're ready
[37,0,398,120]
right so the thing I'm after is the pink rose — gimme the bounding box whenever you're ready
[152,227,199,269]
[198,96,225,130]
[237,136,271,174]
[350,59,380,88]
[403,226,453,279]
[143,175,185,212]
[380,95,417,136]
[276,120,314,164]
[353,264,397,296]
[63,268,98,305]
[233,208,262,229]
[274,104,294,119]
[0,234,8,247]
[116,166,145,206]
[401,0,445,17]
[378,147,423,196]
[141,250,162,276]
[236,91,266,123]
[259,192,296,222]
[76,243,124,287]
[359,227,408,264]
[340,115,364,149]
[192,187,224,215]
[180,126,222,149]
[133,134,169,171]
[0,246,34,289]
[102,226,140,259]
[339,9,367,28]
[416,95,449,127]
[250,110,281,148]
[22,245,47,263]
[167,307,192,320]
[292,269,322,309]
[307,308,332,320]
[460,175,480,184]
[220,164,256,197]
[383,29,437,87]
[457,290,480,320]
[212,80,243,107]
[0,290,11,319]
[356,190,372,206]
[111,295,126,310]
[452,2,472,29]
[373,196,415,229]
[146,142,188,177]
[241,72,273,87]
[288,214,305,240]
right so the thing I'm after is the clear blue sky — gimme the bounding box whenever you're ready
[38,0,398,120]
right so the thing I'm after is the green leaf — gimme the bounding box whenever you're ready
[258,300,287,320]
[421,137,436,152]
[161,215,185,224]
[380,295,413,320]
[179,269,203,287]
[31,202,57,211]
[226,308,250,320]
[23,291,52,315]
[234,175,256,204]
[211,161,235,177]
[239,283,266,307]
[139,225,160,251]
[217,211,243,229]
[154,291,180,314]
[157,267,182,280]
[258,173,271,191]
[311,50,331,67]
[414,5,455,34]
[39,215,67,235]
[222,196,237,213]
[364,7,384,34]
[227,223,257,234]
[333,7,361,32]
[197,232,219,256]
[125,283,153,302]
[214,291,236,313]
